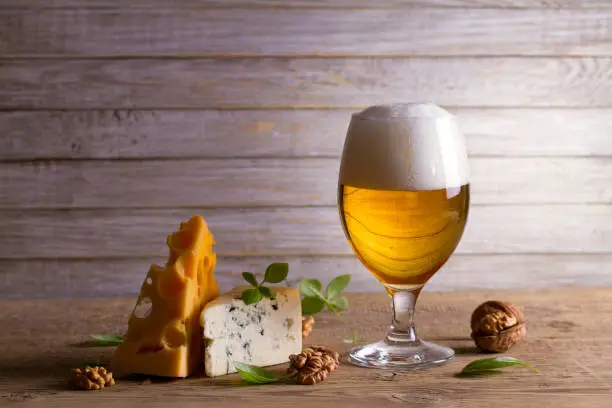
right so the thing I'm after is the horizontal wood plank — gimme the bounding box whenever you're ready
[1,157,611,209]
[2,58,611,108]
[3,109,612,160]
[1,254,610,299]
[1,9,612,57]
[1,1,611,9]
[0,205,610,258]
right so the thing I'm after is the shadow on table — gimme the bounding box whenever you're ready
[451,346,482,355]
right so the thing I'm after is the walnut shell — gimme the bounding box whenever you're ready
[470,300,526,353]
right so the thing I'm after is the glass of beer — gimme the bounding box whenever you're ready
[338,103,470,369]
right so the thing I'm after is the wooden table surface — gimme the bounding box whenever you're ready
[1,287,611,408]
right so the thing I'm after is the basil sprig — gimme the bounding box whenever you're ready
[241,263,289,305]
[299,275,351,321]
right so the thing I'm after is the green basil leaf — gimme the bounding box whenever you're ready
[259,286,275,299]
[241,272,259,287]
[461,357,539,374]
[263,262,289,284]
[233,361,279,384]
[242,288,263,305]
[299,278,324,298]
[87,334,125,347]
[301,296,326,315]
[330,296,349,311]
[325,274,351,299]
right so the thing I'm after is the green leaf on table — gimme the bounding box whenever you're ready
[460,357,539,376]
[242,272,259,287]
[233,362,279,384]
[263,262,289,284]
[259,286,275,299]
[87,334,125,347]
[301,296,326,315]
[326,274,351,299]
[299,278,324,298]
[330,296,349,312]
[242,288,263,305]
[342,331,361,344]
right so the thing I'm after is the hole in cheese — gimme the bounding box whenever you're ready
[133,297,152,319]
[163,321,188,348]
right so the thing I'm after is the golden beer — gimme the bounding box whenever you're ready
[339,184,469,292]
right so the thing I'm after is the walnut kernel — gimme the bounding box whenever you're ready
[288,345,339,385]
[72,366,115,391]
[302,316,315,337]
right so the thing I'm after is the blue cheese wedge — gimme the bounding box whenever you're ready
[201,286,302,377]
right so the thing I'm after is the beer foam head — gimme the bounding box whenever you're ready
[339,103,469,191]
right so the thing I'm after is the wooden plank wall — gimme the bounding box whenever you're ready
[1,0,611,299]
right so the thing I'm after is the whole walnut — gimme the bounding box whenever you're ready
[470,300,526,353]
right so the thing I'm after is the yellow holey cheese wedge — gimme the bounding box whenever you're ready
[112,215,219,378]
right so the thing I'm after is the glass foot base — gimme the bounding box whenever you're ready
[348,339,454,370]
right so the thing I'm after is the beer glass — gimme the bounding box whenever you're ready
[338,103,470,369]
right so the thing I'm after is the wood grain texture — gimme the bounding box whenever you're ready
[1,0,611,8]
[3,109,612,160]
[2,288,612,407]
[2,157,611,209]
[2,58,612,109]
[1,254,611,299]
[1,9,612,56]
[0,205,610,259]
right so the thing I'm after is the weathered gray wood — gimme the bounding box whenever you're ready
[1,9,611,56]
[1,254,610,299]
[1,157,611,209]
[2,58,611,108]
[3,109,612,160]
[1,0,610,8]
[0,205,610,258]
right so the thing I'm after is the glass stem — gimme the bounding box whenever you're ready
[385,289,420,345]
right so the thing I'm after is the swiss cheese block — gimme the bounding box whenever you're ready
[112,215,219,378]
[201,286,302,377]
